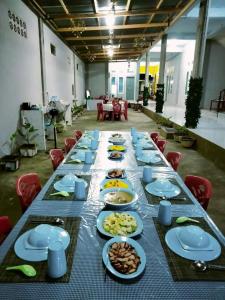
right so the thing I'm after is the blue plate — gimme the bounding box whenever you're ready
[108,151,124,160]
[100,178,132,190]
[102,236,146,279]
[14,226,70,262]
[145,181,181,198]
[71,151,86,161]
[165,227,221,261]
[97,211,143,238]
[54,178,88,192]
[137,154,161,164]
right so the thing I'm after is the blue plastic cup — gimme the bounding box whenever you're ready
[143,166,152,183]
[132,134,138,144]
[48,241,67,278]
[135,145,142,157]
[158,200,172,226]
[93,129,99,139]
[131,127,136,136]
[85,151,93,164]
[75,179,86,200]
[91,139,98,150]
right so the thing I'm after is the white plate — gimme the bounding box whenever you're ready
[145,181,181,198]
[54,178,88,192]
[14,226,70,262]
[102,236,146,279]
[97,211,143,238]
[165,227,221,261]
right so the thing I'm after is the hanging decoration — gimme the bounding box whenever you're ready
[134,37,147,48]
[72,20,86,38]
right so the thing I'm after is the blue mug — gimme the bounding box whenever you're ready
[75,179,86,200]
[91,139,98,150]
[48,241,67,278]
[143,166,152,183]
[85,151,93,164]
[158,200,172,226]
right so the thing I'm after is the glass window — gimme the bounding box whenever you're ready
[111,77,116,85]
[118,77,124,93]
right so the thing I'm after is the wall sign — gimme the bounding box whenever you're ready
[8,9,27,39]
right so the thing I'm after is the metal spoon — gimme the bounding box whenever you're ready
[54,217,64,225]
[50,191,70,197]
[192,260,225,272]
[6,265,37,277]
[176,216,200,224]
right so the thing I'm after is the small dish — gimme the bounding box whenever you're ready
[108,151,124,160]
[102,236,146,279]
[108,145,126,152]
[100,178,132,190]
[106,168,126,179]
[97,211,143,238]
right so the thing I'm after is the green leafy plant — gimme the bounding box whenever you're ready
[17,122,38,145]
[174,125,189,135]
[159,116,173,128]
[155,84,164,113]
[185,77,203,128]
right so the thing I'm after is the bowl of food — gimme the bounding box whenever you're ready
[109,137,126,145]
[111,133,123,139]
[102,237,146,279]
[106,168,126,179]
[108,145,126,152]
[100,188,138,208]
[100,178,131,190]
[108,151,124,160]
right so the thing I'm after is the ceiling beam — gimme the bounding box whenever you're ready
[80,50,143,56]
[123,0,132,25]
[51,8,181,20]
[57,22,167,32]
[73,43,150,48]
[66,33,159,41]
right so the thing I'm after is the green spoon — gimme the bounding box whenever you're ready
[6,265,37,277]
[176,216,200,224]
[50,191,70,197]
[67,159,82,163]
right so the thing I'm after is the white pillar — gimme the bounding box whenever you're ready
[135,59,140,100]
[38,18,47,106]
[145,51,150,87]
[192,0,210,78]
[158,34,167,85]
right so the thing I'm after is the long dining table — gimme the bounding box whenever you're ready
[0,131,225,300]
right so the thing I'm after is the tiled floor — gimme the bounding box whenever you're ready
[146,102,225,149]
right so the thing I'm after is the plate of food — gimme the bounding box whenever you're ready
[108,137,126,145]
[108,151,124,160]
[108,145,126,152]
[100,178,132,190]
[102,236,146,279]
[106,169,126,179]
[97,211,143,238]
[100,188,138,208]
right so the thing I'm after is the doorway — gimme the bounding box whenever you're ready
[126,77,135,100]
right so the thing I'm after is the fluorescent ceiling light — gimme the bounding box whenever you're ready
[107,48,114,57]
[102,45,120,49]
[106,14,115,28]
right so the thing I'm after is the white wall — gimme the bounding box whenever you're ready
[0,0,42,154]
[164,40,195,107]
[74,54,85,105]
[202,39,225,109]
[86,63,107,97]
[43,24,74,124]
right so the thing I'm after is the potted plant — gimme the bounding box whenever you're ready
[173,125,189,142]
[18,122,38,157]
[0,132,20,171]
[155,84,164,113]
[181,135,196,148]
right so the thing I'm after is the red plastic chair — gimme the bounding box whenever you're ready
[166,151,182,171]
[73,130,82,140]
[121,101,128,121]
[64,137,76,153]
[49,149,64,171]
[16,173,42,212]
[0,216,12,245]
[112,103,121,120]
[184,175,212,210]
[150,132,159,143]
[156,139,167,154]
[97,103,108,121]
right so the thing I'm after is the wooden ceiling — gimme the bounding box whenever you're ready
[24,0,196,62]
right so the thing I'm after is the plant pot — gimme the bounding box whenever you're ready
[20,144,37,157]
[181,137,196,148]
[174,133,186,143]
[0,155,20,171]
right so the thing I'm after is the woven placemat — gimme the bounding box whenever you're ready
[0,215,81,283]
[141,178,193,205]
[43,175,91,201]
[153,217,225,281]
[65,151,96,165]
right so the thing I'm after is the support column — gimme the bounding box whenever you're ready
[192,0,210,78]
[144,51,150,87]
[135,59,140,101]
[158,34,167,85]
[105,62,109,95]
[38,18,47,106]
